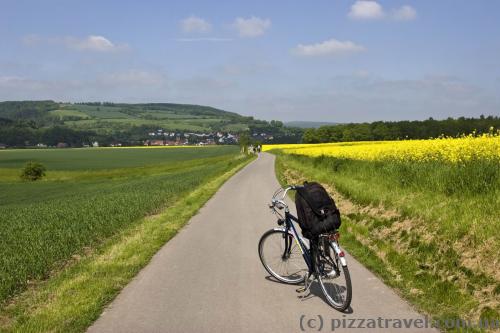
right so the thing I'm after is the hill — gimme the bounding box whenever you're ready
[0,101,303,147]
[0,101,249,132]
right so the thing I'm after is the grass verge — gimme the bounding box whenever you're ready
[0,154,254,333]
[273,152,499,333]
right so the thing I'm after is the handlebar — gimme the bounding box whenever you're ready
[269,185,304,212]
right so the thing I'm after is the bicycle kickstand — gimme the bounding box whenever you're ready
[296,272,313,294]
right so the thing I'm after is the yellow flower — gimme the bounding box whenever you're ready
[263,133,500,164]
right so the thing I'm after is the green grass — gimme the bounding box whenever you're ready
[58,104,245,133]
[0,153,254,332]
[70,105,132,119]
[65,118,209,132]
[0,146,241,306]
[222,123,249,132]
[138,111,204,119]
[52,103,254,134]
[48,110,90,119]
[273,152,499,332]
[0,146,237,170]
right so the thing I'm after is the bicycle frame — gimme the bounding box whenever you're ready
[277,208,314,274]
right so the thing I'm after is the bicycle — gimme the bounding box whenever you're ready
[258,185,352,311]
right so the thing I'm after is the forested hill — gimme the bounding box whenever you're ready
[302,116,500,143]
[0,101,302,147]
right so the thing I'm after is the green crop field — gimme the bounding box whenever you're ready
[68,105,133,119]
[0,146,245,307]
[0,146,237,170]
[49,109,90,119]
[57,103,244,132]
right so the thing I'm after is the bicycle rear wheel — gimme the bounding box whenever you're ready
[258,229,308,284]
[316,241,352,311]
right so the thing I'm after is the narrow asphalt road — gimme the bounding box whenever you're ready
[88,153,437,333]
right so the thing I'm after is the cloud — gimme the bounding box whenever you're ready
[233,16,271,38]
[22,34,128,52]
[293,38,365,57]
[181,15,212,33]
[220,62,276,76]
[96,70,166,86]
[175,37,232,42]
[0,76,83,100]
[0,70,167,101]
[21,34,43,46]
[392,5,417,21]
[65,35,127,52]
[1,73,498,122]
[348,1,417,22]
[348,1,385,20]
[234,74,500,122]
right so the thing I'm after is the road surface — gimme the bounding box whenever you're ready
[88,153,437,333]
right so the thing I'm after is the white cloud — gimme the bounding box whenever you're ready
[392,5,417,21]
[348,1,417,22]
[175,37,232,42]
[0,70,168,101]
[181,15,212,33]
[293,38,365,57]
[66,35,126,52]
[22,34,128,52]
[348,1,385,20]
[233,16,271,38]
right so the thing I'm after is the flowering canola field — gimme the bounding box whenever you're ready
[263,132,500,164]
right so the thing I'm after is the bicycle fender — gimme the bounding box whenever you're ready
[331,241,348,266]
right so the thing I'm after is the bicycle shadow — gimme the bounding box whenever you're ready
[263,275,354,314]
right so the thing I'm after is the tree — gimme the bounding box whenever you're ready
[239,132,251,153]
[20,162,46,181]
[302,129,319,143]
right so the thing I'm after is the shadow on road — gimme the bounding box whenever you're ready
[263,275,354,314]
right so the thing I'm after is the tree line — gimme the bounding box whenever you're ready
[302,116,500,143]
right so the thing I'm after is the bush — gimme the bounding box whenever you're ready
[20,161,47,181]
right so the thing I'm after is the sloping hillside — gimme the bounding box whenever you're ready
[0,101,303,147]
[0,101,251,133]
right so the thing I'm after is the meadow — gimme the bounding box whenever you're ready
[266,134,500,331]
[0,146,244,306]
[59,103,250,133]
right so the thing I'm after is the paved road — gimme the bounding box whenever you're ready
[88,153,437,333]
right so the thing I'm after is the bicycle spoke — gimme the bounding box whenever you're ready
[259,230,308,284]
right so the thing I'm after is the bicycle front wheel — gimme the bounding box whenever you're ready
[258,229,308,284]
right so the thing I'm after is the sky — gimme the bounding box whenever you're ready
[1,0,499,122]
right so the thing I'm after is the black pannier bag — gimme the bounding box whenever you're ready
[295,182,341,239]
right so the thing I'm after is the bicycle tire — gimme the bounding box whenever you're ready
[258,229,308,284]
[316,248,352,311]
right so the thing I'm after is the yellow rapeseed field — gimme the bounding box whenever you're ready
[263,131,500,163]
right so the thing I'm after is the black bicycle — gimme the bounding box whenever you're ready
[258,185,352,311]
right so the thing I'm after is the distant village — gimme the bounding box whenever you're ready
[0,129,275,149]
[136,129,274,147]
[143,129,241,146]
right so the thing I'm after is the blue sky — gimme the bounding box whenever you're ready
[1,0,499,122]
